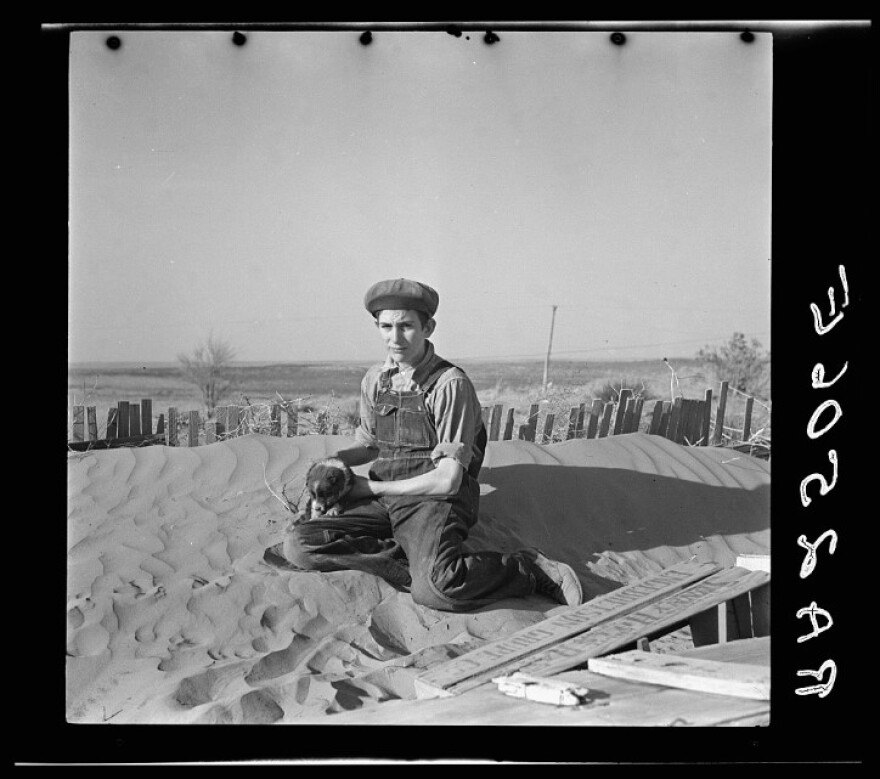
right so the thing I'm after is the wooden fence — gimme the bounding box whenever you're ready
[67,381,768,457]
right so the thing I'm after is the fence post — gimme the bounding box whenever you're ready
[87,406,98,441]
[632,397,644,434]
[575,403,587,438]
[657,401,671,437]
[525,403,540,442]
[742,395,755,442]
[129,403,142,437]
[489,404,503,441]
[586,399,602,439]
[502,408,515,440]
[285,405,298,437]
[72,406,85,442]
[167,407,178,446]
[228,405,240,437]
[541,412,556,444]
[156,413,165,435]
[141,399,153,436]
[667,397,683,442]
[649,400,664,435]
[518,423,529,441]
[613,389,631,436]
[205,420,217,444]
[598,403,614,437]
[481,406,491,430]
[713,381,729,446]
[566,407,579,440]
[118,401,130,437]
[700,389,713,445]
[271,404,281,436]
[106,407,118,439]
[188,410,200,447]
[622,397,635,433]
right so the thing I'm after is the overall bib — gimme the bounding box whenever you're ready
[283,357,534,612]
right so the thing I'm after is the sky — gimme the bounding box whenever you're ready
[68,29,772,365]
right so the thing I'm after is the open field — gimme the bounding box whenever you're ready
[67,357,770,446]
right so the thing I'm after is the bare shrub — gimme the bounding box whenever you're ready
[177,333,236,417]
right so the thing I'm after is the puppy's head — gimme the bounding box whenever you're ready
[305,458,352,514]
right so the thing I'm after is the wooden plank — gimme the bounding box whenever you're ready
[270,403,281,437]
[750,583,770,637]
[188,410,200,446]
[129,403,141,437]
[141,398,153,436]
[106,407,119,440]
[488,404,503,441]
[502,408,515,440]
[86,406,98,441]
[415,561,721,698]
[117,401,130,438]
[587,650,770,700]
[713,381,729,446]
[156,413,165,435]
[666,397,682,442]
[525,403,539,442]
[566,407,578,440]
[690,400,705,444]
[586,399,603,439]
[742,395,755,442]
[227,405,240,437]
[657,401,671,437]
[67,433,167,452]
[205,421,217,444]
[71,405,85,442]
[700,389,713,445]
[167,407,178,446]
[679,399,694,444]
[613,389,631,436]
[598,402,614,438]
[648,400,664,435]
[516,568,770,680]
[481,406,491,429]
[541,413,555,444]
[689,599,739,647]
[631,398,644,434]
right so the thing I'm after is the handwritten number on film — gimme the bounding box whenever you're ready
[796,264,848,699]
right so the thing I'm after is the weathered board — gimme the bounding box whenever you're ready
[516,567,769,679]
[587,650,770,700]
[414,560,720,698]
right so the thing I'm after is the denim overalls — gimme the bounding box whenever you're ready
[283,356,534,612]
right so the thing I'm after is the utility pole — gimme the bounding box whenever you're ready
[542,305,558,395]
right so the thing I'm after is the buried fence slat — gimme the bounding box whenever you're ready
[679,399,694,444]
[622,397,635,434]
[649,400,664,435]
[502,408,516,441]
[87,406,98,441]
[526,404,539,442]
[205,420,217,444]
[658,401,671,437]
[117,401,130,438]
[167,407,178,446]
[489,404,503,441]
[228,405,240,437]
[575,403,587,438]
[188,410,200,447]
[598,403,614,438]
[713,381,729,446]
[632,397,644,433]
[566,407,579,440]
[215,406,228,440]
[271,404,281,437]
[700,389,713,446]
[586,399,603,439]
[517,423,528,440]
[542,413,556,444]
[613,389,632,436]
[156,413,165,435]
[286,406,298,437]
[106,407,119,440]
[129,403,141,437]
[742,395,755,443]
[141,398,153,436]
[481,406,491,429]
[667,397,683,442]
[692,400,706,444]
[72,405,85,442]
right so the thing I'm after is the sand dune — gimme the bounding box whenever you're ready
[66,432,769,724]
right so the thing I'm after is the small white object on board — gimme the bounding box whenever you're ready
[492,672,591,706]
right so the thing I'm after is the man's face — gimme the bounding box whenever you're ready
[375,309,435,366]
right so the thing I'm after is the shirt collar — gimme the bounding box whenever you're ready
[380,340,436,382]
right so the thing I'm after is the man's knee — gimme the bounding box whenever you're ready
[281,524,322,569]
[409,567,468,611]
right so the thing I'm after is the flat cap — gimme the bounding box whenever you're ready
[363,278,439,317]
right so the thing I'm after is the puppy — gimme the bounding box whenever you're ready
[303,457,354,520]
